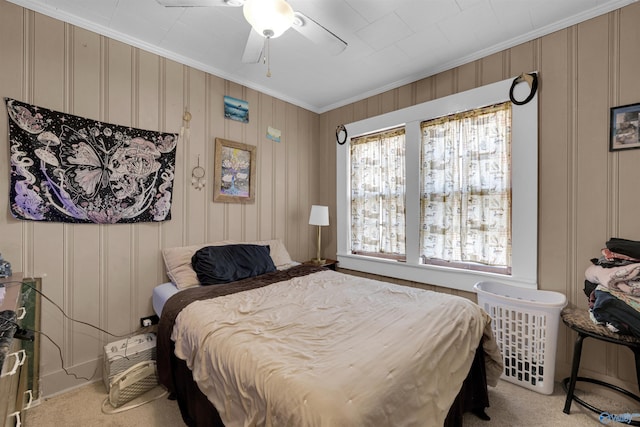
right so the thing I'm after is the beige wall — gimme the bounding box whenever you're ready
[321,2,640,395]
[0,1,320,397]
[3,0,640,401]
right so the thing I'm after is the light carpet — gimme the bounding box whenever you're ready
[25,379,636,426]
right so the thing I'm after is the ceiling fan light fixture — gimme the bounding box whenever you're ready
[243,0,294,38]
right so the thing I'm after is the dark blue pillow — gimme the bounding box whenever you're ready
[191,244,276,285]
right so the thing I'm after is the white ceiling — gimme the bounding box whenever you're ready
[7,0,637,113]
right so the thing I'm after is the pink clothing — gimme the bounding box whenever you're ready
[585,263,640,296]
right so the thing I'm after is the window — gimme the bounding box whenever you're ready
[336,77,538,292]
[420,102,512,274]
[350,127,406,260]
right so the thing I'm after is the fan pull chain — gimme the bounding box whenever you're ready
[265,36,272,78]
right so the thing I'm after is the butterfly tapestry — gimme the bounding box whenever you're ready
[5,98,178,224]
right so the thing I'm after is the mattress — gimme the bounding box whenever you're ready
[154,262,301,316]
[152,282,180,316]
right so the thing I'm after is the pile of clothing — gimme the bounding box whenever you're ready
[584,237,640,337]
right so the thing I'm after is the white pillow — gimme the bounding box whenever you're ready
[247,239,294,269]
[162,240,235,289]
[161,238,293,289]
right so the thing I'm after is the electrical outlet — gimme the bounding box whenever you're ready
[140,315,159,328]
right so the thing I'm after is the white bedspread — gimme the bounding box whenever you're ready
[172,269,501,427]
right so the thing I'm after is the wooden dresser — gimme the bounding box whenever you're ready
[0,273,35,427]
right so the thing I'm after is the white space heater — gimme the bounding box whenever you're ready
[108,360,159,408]
[103,333,158,407]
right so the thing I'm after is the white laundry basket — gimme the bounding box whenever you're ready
[474,281,567,395]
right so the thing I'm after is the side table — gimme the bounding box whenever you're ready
[302,259,338,271]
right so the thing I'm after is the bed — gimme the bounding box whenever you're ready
[155,240,503,427]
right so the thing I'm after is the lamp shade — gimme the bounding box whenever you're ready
[243,0,294,38]
[308,205,329,226]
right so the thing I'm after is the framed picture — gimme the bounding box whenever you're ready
[213,138,256,203]
[224,95,249,123]
[610,102,640,151]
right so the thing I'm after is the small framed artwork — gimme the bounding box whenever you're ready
[610,102,640,151]
[213,138,256,203]
[224,96,249,123]
[266,126,281,142]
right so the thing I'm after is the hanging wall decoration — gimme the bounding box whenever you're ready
[213,138,256,203]
[5,97,178,224]
[610,102,640,151]
[223,96,249,123]
[191,156,206,190]
[266,126,281,142]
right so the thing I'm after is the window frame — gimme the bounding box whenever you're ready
[349,126,407,259]
[419,101,512,272]
[336,77,538,292]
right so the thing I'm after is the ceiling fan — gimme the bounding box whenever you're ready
[156,0,347,72]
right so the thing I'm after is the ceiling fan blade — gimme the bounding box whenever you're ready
[291,11,347,55]
[242,29,264,63]
[155,0,243,7]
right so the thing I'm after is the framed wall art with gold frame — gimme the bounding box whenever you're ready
[213,138,256,203]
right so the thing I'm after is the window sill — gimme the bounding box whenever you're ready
[336,253,537,293]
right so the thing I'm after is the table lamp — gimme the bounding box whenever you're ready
[308,205,329,264]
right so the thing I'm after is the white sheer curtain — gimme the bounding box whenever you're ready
[420,102,511,268]
[350,127,405,256]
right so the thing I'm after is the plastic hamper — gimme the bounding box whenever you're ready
[474,281,567,395]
